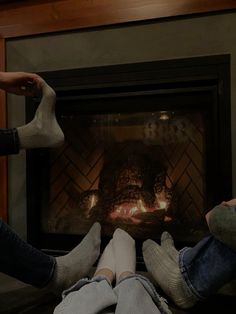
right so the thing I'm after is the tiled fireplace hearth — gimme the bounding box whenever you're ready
[26,55,232,264]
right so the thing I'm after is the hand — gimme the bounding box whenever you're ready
[0,71,41,96]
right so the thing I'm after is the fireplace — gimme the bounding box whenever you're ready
[26,55,232,265]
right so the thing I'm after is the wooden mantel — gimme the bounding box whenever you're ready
[0,0,236,221]
[0,0,236,38]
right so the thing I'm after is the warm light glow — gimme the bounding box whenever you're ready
[154,189,170,211]
[86,194,98,218]
[137,199,147,212]
[159,111,171,121]
[90,195,97,209]
[159,200,167,209]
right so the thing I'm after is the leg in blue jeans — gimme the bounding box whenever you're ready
[0,80,99,291]
[179,236,236,299]
[0,126,100,289]
[0,127,55,286]
[0,218,55,287]
[143,235,236,309]
[0,219,101,290]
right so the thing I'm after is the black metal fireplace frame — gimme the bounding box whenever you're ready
[26,54,232,267]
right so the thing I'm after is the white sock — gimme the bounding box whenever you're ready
[17,79,64,149]
[48,222,101,292]
[94,239,115,281]
[113,228,136,282]
[161,231,179,263]
[143,239,198,309]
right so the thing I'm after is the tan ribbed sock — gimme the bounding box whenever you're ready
[113,228,136,282]
[48,222,101,292]
[17,79,64,149]
[143,239,198,309]
[161,231,179,263]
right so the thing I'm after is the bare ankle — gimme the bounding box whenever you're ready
[94,268,114,284]
[118,271,134,281]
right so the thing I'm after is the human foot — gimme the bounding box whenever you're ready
[143,239,198,309]
[49,222,101,292]
[113,228,136,282]
[17,79,64,149]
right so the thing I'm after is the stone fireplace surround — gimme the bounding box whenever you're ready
[23,55,231,266]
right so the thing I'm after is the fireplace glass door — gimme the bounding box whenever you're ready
[43,109,207,242]
[26,56,231,255]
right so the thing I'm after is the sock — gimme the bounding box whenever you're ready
[142,239,199,309]
[94,239,115,283]
[48,222,101,292]
[17,79,64,149]
[113,228,136,282]
[161,231,179,263]
[207,204,236,251]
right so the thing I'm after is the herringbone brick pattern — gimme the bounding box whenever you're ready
[44,113,206,233]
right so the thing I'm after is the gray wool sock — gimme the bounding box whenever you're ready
[48,222,101,293]
[207,204,236,251]
[17,79,64,149]
[161,231,179,263]
[143,239,199,309]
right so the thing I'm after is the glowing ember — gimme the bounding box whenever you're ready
[86,194,98,218]
[154,189,170,210]
[109,198,168,224]
[159,200,167,209]
[90,195,97,209]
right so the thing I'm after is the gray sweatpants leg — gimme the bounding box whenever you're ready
[114,275,171,314]
[53,276,117,314]
[53,275,171,314]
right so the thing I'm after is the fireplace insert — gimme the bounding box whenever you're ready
[26,55,232,267]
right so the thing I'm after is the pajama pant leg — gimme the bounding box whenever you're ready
[53,277,117,314]
[114,275,171,314]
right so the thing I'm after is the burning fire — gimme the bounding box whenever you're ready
[109,196,171,224]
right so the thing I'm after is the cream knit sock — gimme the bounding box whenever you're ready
[17,79,64,149]
[113,228,136,282]
[94,239,115,283]
[161,231,179,263]
[143,239,198,309]
[49,222,101,292]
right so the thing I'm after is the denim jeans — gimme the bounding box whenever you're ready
[0,219,56,287]
[179,235,236,299]
[0,128,56,287]
[0,128,19,155]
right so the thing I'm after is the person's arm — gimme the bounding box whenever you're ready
[0,71,41,96]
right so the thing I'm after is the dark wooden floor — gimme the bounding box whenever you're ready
[0,274,235,314]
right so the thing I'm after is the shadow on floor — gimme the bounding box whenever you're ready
[0,285,236,314]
